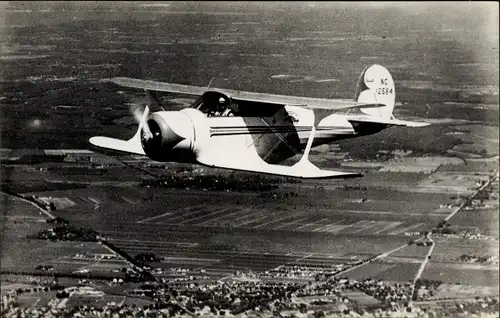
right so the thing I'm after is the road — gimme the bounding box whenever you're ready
[445,170,498,222]
[409,233,435,304]
[409,169,498,304]
[333,236,425,278]
[2,191,56,220]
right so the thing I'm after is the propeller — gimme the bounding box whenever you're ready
[128,96,152,142]
[128,90,167,143]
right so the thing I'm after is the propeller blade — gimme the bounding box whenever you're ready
[139,106,152,141]
[128,95,153,141]
[129,96,147,122]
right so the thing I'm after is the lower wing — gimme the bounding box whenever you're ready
[196,150,362,179]
[89,134,361,179]
[89,136,145,155]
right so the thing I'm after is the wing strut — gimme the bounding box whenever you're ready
[302,125,316,159]
[291,113,322,174]
[145,90,165,111]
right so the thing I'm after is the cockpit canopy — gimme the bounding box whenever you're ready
[192,91,236,117]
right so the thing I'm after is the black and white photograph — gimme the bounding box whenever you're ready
[1,1,498,317]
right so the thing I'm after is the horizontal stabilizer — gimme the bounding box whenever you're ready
[308,103,385,110]
[348,117,430,127]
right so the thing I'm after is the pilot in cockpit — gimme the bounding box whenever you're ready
[209,96,234,117]
[209,97,225,117]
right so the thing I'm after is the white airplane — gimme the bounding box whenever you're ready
[90,64,429,179]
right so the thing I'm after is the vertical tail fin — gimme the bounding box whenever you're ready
[354,64,395,119]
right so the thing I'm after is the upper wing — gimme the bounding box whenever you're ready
[111,77,364,110]
[112,77,208,96]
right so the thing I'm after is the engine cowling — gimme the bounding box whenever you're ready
[140,111,195,162]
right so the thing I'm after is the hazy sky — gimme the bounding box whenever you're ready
[2,1,498,35]
[1,1,497,70]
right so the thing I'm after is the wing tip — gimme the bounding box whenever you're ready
[301,172,364,179]
[89,136,104,147]
[292,158,364,179]
[413,122,431,127]
[110,77,131,86]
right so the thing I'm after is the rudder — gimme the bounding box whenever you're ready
[354,64,395,119]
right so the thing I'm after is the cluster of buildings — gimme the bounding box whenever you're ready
[156,279,302,315]
[2,294,173,318]
[2,267,499,317]
[457,254,499,264]
[262,265,346,280]
[35,225,98,242]
[459,232,497,241]
[299,277,413,306]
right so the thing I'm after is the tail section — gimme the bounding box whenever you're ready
[349,64,429,128]
[354,64,395,119]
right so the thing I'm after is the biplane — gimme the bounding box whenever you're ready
[90,64,429,179]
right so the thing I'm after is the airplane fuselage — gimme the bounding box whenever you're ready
[144,105,388,166]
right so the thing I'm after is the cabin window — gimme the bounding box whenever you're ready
[194,91,237,117]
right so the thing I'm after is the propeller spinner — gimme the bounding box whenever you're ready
[127,94,195,162]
